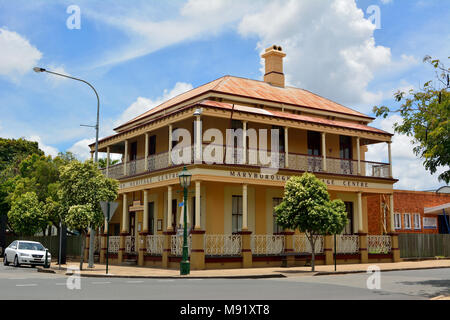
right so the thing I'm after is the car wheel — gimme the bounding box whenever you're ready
[3,254,9,266]
[13,255,20,267]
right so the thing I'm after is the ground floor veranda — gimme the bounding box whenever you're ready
[86,172,401,270]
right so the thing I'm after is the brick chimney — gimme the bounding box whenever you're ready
[261,45,286,88]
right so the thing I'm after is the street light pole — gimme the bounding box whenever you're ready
[178,166,191,275]
[33,67,100,268]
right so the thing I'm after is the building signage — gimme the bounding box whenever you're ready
[229,171,370,188]
[423,217,438,229]
[120,172,178,189]
[119,168,382,191]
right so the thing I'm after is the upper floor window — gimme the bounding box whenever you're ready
[307,131,321,156]
[272,126,285,153]
[413,213,421,230]
[149,135,156,156]
[403,213,411,230]
[339,136,353,160]
[394,213,402,229]
[130,141,138,161]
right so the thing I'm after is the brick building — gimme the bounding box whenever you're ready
[367,190,450,235]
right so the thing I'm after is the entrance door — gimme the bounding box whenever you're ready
[130,142,138,175]
[148,202,155,235]
[339,135,353,174]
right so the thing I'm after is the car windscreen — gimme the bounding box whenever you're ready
[18,242,45,251]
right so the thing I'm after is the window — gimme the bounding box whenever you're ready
[130,141,138,161]
[307,131,321,156]
[413,214,421,230]
[343,202,354,234]
[272,126,285,153]
[403,213,411,230]
[272,198,283,234]
[149,135,156,156]
[339,136,353,159]
[232,195,243,233]
[394,213,402,229]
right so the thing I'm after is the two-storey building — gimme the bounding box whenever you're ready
[89,45,400,269]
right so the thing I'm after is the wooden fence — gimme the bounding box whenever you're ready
[399,234,450,258]
[4,235,83,258]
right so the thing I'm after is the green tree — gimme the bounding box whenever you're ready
[373,56,450,184]
[98,158,119,169]
[0,138,44,238]
[59,160,118,269]
[0,138,43,172]
[7,192,48,236]
[275,173,348,271]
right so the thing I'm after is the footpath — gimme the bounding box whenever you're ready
[38,258,450,279]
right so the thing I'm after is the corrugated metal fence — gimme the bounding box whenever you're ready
[399,234,450,258]
[4,235,83,258]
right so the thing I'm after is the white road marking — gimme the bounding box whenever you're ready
[91,281,111,284]
[157,279,174,282]
[16,284,37,287]
[55,283,67,285]
[126,280,144,283]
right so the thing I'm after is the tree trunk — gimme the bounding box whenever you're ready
[307,232,316,272]
[79,232,86,271]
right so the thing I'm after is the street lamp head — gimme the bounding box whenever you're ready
[33,67,46,73]
[179,166,192,188]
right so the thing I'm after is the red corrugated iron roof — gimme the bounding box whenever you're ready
[92,98,389,147]
[115,75,372,131]
[198,100,391,136]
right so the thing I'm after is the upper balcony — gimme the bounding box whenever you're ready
[101,144,392,181]
[95,108,394,183]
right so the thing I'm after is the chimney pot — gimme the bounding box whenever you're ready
[261,45,286,88]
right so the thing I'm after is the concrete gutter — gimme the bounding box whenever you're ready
[63,272,287,280]
[314,265,450,276]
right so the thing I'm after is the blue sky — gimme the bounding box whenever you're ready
[0,0,448,190]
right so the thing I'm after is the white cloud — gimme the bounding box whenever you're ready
[0,28,42,81]
[366,115,446,190]
[84,0,258,68]
[68,138,95,161]
[114,82,193,126]
[44,65,71,86]
[237,0,415,109]
[83,0,418,109]
[66,82,193,161]
[27,135,59,158]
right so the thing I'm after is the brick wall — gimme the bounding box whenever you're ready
[367,190,450,234]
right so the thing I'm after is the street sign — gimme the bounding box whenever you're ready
[100,201,119,221]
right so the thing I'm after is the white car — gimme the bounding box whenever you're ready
[3,240,51,268]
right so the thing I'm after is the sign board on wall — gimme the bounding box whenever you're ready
[423,217,437,229]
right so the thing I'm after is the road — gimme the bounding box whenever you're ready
[0,264,449,300]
